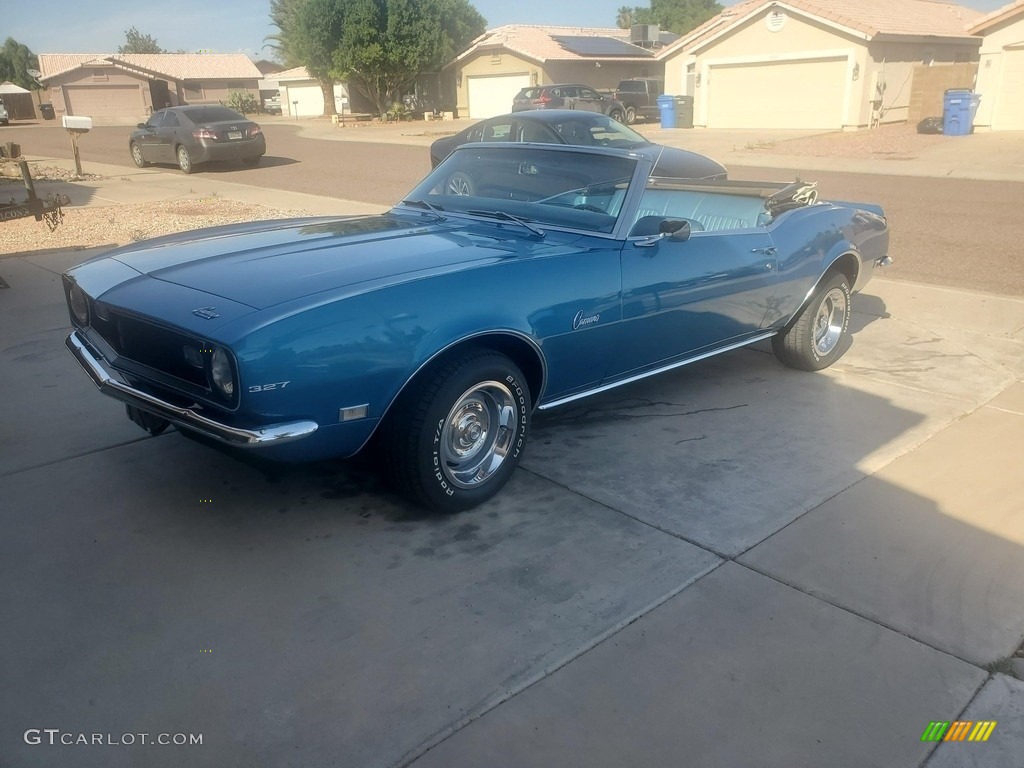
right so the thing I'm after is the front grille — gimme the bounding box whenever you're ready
[93,312,210,389]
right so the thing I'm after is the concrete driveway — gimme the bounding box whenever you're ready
[1,153,1023,767]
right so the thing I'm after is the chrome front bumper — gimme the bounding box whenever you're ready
[66,331,318,447]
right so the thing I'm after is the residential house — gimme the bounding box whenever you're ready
[657,0,982,130]
[38,53,263,121]
[445,25,676,119]
[970,0,1024,130]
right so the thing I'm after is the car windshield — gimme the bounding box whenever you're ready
[181,106,247,124]
[402,146,640,235]
[547,116,647,149]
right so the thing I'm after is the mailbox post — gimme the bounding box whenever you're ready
[61,115,92,178]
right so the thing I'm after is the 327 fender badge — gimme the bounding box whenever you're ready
[192,307,220,319]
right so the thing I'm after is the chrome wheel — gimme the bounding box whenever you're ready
[177,146,193,174]
[130,142,146,167]
[812,287,847,356]
[440,380,516,489]
[446,172,474,196]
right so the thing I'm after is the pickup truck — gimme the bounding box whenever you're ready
[614,78,664,124]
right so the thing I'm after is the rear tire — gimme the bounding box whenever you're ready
[176,145,194,174]
[609,109,625,123]
[773,273,852,371]
[381,351,531,512]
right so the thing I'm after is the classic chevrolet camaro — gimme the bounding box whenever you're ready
[64,143,890,511]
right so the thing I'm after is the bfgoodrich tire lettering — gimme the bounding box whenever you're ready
[772,272,852,371]
[383,351,531,512]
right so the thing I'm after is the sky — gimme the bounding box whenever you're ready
[4,0,1013,59]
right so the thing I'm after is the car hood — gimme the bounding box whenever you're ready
[101,214,576,310]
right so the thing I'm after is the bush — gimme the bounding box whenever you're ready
[225,90,259,115]
[385,101,412,122]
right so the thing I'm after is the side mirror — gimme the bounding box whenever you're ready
[660,219,691,242]
[137,123,148,129]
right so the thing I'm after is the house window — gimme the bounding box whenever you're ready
[491,53,501,65]
[185,83,203,99]
[92,69,108,81]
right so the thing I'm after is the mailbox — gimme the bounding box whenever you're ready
[61,115,93,131]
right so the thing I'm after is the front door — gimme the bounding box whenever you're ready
[610,228,779,378]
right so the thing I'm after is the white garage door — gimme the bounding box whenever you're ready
[706,57,847,129]
[993,49,1024,130]
[284,84,325,117]
[467,74,531,119]
[64,85,145,118]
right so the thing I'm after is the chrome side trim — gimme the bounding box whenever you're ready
[538,331,776,411]
[66,331,318,447]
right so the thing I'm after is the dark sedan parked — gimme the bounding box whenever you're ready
[129,106,266,174]
[512,84,625,121]
[429,110,726,179]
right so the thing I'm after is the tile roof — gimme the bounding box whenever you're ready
[271,66,314,81]
[968,0,1024,34]
[451,25,656,65]
[38,53,262,82]
[38,54,111,80]
[659,0,983,58]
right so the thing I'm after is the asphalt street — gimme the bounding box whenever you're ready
[9,122,1023,295]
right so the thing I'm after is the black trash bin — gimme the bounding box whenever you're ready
[675,95,694,129]
[39,103,55,120]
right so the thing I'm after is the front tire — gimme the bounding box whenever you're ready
[624,106,637,124]
[176,145,194,174]
[773,272,852,371]
[609,108,625,123]
[130,142,148,167]
[383,351,531,512]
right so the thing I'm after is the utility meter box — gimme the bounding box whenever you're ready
[61,115,92,131]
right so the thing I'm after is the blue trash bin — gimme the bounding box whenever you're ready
[657,94,677,129]
[943,89,975,136]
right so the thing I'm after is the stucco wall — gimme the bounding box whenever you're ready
[664,7,979,129]
[48,66,151,116]
[973,14,1024,129]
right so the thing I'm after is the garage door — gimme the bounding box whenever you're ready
[284,84,325,117]
[467,74,531,119]
[706,57,847,129]
[64,85,145,118]
[994,49,1024,130]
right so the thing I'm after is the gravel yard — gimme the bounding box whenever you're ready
[1,166,310,257]
[755,122,948,158]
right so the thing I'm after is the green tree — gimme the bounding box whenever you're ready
[631,0,721,35]
[616,6,635,29]
[118,27,166,54]
[326,0,486,117]
[0,37,40,91]
[265,0,307,66]
[290,0,347,115]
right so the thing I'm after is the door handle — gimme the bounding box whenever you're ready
[751,246,777,256]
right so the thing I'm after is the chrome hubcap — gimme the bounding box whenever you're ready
[441,381,516,489]
[813,287,847,356]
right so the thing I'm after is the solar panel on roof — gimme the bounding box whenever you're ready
[551,36,652,57]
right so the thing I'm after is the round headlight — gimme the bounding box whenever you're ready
[210,347,235,397]
[69,284,89,325]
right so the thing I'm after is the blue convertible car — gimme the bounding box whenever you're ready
[64,144,889,511]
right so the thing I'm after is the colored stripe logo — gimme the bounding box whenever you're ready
[921,721,997,742]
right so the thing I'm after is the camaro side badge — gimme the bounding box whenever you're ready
[572,310,600,330]
[193,307,220,320]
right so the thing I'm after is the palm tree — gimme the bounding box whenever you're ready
[616,5,635,29]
